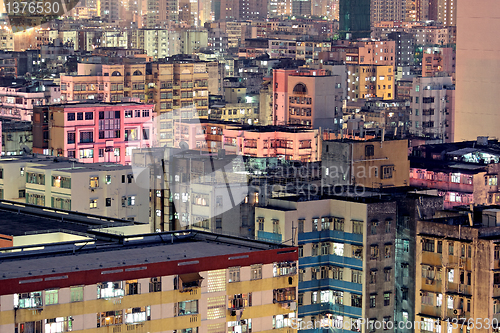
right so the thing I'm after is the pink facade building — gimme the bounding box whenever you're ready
[272,68,343,129]
[173,119,321,162]
[33,102,154,165]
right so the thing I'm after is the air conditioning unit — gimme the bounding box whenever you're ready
[453,309,463,316]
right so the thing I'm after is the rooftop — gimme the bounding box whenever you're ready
[0,199,137,238]
[0,229,293,286]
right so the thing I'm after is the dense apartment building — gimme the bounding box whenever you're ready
[268,40,332,61]
[60,59,210,147]
[409,76,454,142]
[32,102,154,165]
[0,230,299,333]
[409,137,500,208]
[0,156,149,223]
[329,40,396,101]
[273,68,343,129]
[415,209,500,333]
[255,191,443,333]
[174,119,322,162]
[322,139,410,188]
[0,118,32,156]
[421,47,455,78]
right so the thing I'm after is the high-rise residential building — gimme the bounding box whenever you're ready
[144,0,178,28]
[339,0,370,39]
[255,191,443,333]
[409,76,454,141]
[437,0,455,26]
[0,156,150,223]
[371,0,407,24]
[415,211,500,333]
[0,230,299,333]
[32,102,154,165]
[322,139,410,188]
[292,0,312,16]
[454,0,498,142]
[272,68,343,129]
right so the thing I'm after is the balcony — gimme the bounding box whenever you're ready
[419,305,442,319]
[257,231,282,243]
[298,302,362,318]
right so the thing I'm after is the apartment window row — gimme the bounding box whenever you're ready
[67,112,94,121]
[311,241,345,256]
[52,175,71,189]
[97,306,151,327]
[370,219,393,235]
[422,238,472,257]
[310,265,344,281]
[369,244,392,260]
[369,292,392,308]
[297,218,364,234]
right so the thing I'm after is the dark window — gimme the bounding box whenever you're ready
[99,111,104,119]
[99,149,104,157]
[67,113,75,121]
[67,132,75,144]
[423,239,435,252]
[85,112,94,120]
[365,144,374,156]
[143,128,150,140]
[122,175,126,183]
[77,112,83,120]
[106,198,111,206]
[80,131,93,143]
[68,151,75,158]
[115,111,121,118]
[437,241,442,253]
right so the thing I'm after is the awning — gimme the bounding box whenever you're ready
[179,273,203,284]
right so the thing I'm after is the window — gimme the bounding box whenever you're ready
[384,268,391,282]
[353,220,363,234]
[298,245,303,258]
[67,113,75,121]
[370,271,376,284]
[106,198,111,207]
[45,316,73,332]
[311,243,319,256]
[402,288,408,301]
[369,295,376,308]
[143,128,150,140]
[126,280,139,295]
[77,112,83,120]
[381,165,394,179]
[176,300,198,316]
[105,175,111,184]
[365,144,374,156]
[273,261,297,277]
[334,217,344,231]
[97,282,124,299]
[70,286,83,302]
[273,288,295,303]
[128,196,136,206]
[404,240,409,252]
[371,221,378,234]
[98,310,123,326]
[52,176,71,189]
[449,242,454,255]
[385,220,391,233]
[79,149,93,159]
[312,218,318,231]
[385,245,391,258]
[370,245,379,259]
[352,269,362,284]
[67,132,75,144]
[437,240,442,254]
[351,294,362,307]
[85,112,94,120]
[90,176,99,188]
[79,131,93,143]
[15,292,42,308]
[250,264,262,280]
[228,267,240,282]
[125,306,150,324]
[89,198,98,209]
[384,292,390,306]
[45,289,58,305]
[298,219,304,233]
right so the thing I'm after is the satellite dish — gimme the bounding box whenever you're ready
[179,141,189,151]
[21,145,31,155]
